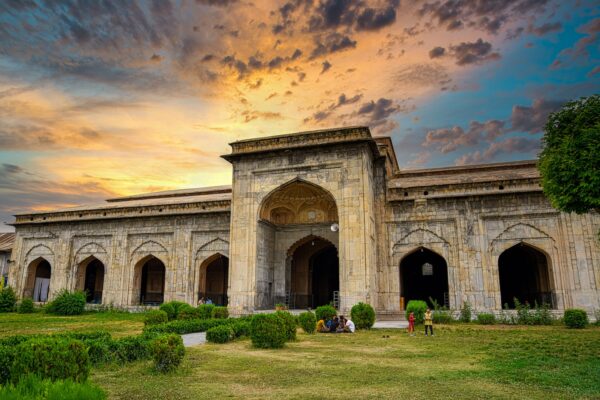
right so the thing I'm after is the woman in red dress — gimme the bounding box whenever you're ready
[408,312,416,336]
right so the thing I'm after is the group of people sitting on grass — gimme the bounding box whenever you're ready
[316,315,356,333]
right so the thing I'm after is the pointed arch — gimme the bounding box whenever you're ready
[198,253,229,306]
[259,178,338,225]
[393,228,449,251]
[399,246,449,308]
[74,255,105,304]
[25,244,54,258]
[131,240,169,257]
[23,257,52,302]
[287,234,337,257]
[195,238,229,258]
[132,254,166,305]
[491,222,554,246]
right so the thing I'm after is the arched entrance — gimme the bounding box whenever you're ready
[400,247,449,308]
[498,243,553,308]
[78,258,105,304]
[289,236,339,309]
[199,254,229,306]
[24,259,52,302]
[134,256,165,305]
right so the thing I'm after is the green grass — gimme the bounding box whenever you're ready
[1,313,598,399]
[0,312,144,338]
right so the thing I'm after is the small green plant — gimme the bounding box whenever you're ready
[18,298,35,314]
[405,300,427,324]
[206,325,235,343]
[594,309,600,327]
[197,304,215,319]
[151,334,185,373]
[0,286,17,312]
[459,301,472,323]
[159,301,188,320]
[177,305,201,320]
[144,310,168,326]
[231,320,250,338]
[250,314,286,349]
[429,297,453,324]
[45,290,86,316]
[298,311,317,334]
[564,309,588,329]
[476,313,496,325]
[275,310,297,341]
[350,302,376,329]
[315,305,337,321]
[11,337,90,383]
[0,375,106,400]
[212,306,229,319]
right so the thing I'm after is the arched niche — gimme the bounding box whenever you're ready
[24,257,52,302]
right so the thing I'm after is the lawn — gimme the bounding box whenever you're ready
[1,313,599,399]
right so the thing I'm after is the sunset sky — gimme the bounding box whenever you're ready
[0,0,599,231]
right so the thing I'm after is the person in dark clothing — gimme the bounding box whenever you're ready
[329,316,340,332]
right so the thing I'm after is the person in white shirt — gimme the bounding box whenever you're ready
[344,318,355,333]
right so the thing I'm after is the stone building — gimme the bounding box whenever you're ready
[7,127,600,315]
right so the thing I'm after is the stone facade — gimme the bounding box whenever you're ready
[7,127,600,315]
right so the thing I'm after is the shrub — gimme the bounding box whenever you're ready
[564,308,588,329]
[0,286,17,312]
[476,313,496,325]
[111,335,152,363]
[0,344,16,384]
[533,303,554,325]
[144,318,231,335]
[46,290,86,316]
[197,304,215,319]
[405,300,427,324]
[151,334,185,373]
[231,321,250,338]
[177,305,201,320]
[206,325,234,343]
[159,301,185,321]
[11,337,89,383]
[0,375,106,400]
[84,337,114,365]
[18,298,35,314]
[315,305,337,322]
[250,314,286,349]
[459,301,472,323]
[351,302,376,330]
[432,310,454,324]
[144,310,168,326]
[275,310,297,341]
[298,311,317,334]
[212,306,229,319]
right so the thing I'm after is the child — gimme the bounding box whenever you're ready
[408,312,415,336]
[424,308,434,336]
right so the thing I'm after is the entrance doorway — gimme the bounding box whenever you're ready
[82,259,105,304]
[290,237,339,309]
[32,260,51,302]
[400,247,449,308]
[498,243,553,308]
[138,257,165,305]
[199,254,229,306]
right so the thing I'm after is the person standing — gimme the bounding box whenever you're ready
[424,308,434,336]
[408,312,416,336]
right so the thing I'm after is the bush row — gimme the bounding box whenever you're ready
[0,375,106,400]
[157,301,229,322]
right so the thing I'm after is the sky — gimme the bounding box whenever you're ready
[0,0,598,231]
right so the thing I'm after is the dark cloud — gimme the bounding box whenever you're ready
[304,92,363,123]
[510,98,564,133]
[357,98,399,121]
[528,21,562,36]
[428,46,446,58]
[309,33,357,59]
[2,164,23,174]
[356,5,398,31]
[449,39,500,66]
[195,0,238,6]
[307,0,399,32]
[455,137,540,165]
[321,60,332,74]
[424,120,506,153]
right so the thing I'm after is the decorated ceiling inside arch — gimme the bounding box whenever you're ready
[260,181,338,226]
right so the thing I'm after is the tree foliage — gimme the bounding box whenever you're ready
[539,95,600,214]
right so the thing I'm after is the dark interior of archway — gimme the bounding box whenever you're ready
[84,259,105,304]
[140,258,165,305]
[35,260,51,279]
[400,248,449,308]
[499,244,552,308]
[310,245,339,308]
[205,256,229,306]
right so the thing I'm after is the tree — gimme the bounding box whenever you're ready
[539,95,600,214]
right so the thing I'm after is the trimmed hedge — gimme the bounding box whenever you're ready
[250,314,286,349]
[315,305,337,322]
[144,318,232,335]
[11,337,89,383]
[0,286,17,312]
[212,306,229,319]
[564,309,588,329]
[351,302,376,330]
[159,301,189,321]
[45,290,86,316]
[405,300,428,324]
[0,375,106,400]
[177,305,201,320]
[476,313,496,325]
[206,325,234,343]
[231,321,250,338]
[144,310,168,326]
[18,298,35,314]
[198,304,215,319]
[151,334,185,373]
[275,310,297,341]
[298,311,317,334]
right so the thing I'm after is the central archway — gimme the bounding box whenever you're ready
[76,257,105,304]
[199,254,229,306]
[134,256,166,305]
[400,247,449,308]
[289,236,339,309]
